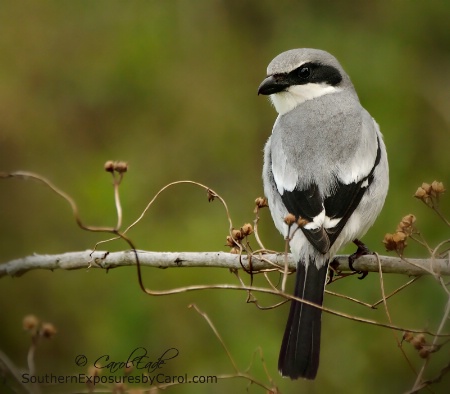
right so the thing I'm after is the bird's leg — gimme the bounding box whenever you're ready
[348,239,371,279]
[327,259,341,284]
[326,264,335,284]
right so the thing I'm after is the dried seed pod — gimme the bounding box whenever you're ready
[284,213,296,225]
[430,181,445,196]
[40,322,57,339]
[297,217,309,227]
[241,223,253,236]
[402,331,414,343]
[255,197,268,208]
[383,231,407,254]
[104,160,115,173]
[421,182,432,194]
[114,161,128,173]
[383,233,396,251]
[225,235,235,247]
[392,232,406,243]
[23,315,40,332]
[418,347,431,359]
[414,187,427,199]
[396,214,416,235]
[410,333,426,350]
[232,229,243,241]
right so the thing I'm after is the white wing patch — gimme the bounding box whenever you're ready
[303,208,342,230]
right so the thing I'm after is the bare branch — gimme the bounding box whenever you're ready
[1,250,449,278]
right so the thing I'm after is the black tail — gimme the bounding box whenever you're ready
[278,260,328,380]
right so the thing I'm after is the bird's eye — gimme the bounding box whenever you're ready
[298,66,311,79]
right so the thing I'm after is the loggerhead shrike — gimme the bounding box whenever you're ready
[258,48,389,380]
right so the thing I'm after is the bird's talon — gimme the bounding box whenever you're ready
[348,239,372,280]
[357,270,368,280]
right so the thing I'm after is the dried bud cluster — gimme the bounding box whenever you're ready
[414,181,445,206]
[104,160,128,173]
[255,197,268,209]
[383,214,416,255]
[402,332,439,359]
[284,214,309,228]
[225,223,254,253]
[23,314,57,339]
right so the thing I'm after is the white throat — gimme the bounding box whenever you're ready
[270,83,341,115]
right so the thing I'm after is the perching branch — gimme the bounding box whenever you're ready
[1,250,448,278]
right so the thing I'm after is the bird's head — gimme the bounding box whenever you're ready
[258,48,357,115]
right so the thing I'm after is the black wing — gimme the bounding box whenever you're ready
[281,137,381,254]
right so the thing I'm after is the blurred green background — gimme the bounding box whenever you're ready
[1,1,449,393]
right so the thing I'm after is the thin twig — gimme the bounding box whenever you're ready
[112,172,123,230]
[0,349,34,394]
[412,297,450,391]
[189,304,278,393]
[189,304,239,373]
[253,212,267,251]
[135,279,449,337]
[432,205,450,227]
[324,290,375,309]
[371,277,420,308]
[376,253,419,378]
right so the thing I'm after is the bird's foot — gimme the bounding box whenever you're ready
[349,239,371,279]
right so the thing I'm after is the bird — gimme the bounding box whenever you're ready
[258,48,389,380]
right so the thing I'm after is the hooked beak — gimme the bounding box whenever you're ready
[257,75,289,95]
